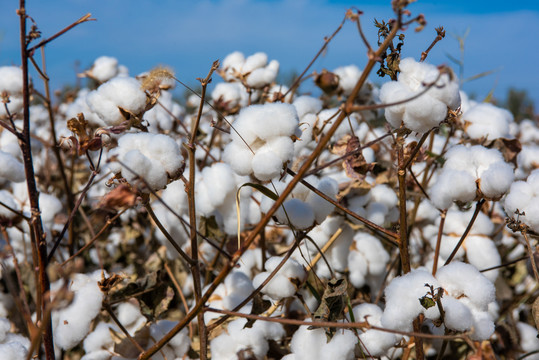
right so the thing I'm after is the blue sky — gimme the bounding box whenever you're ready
[1,0,538,110]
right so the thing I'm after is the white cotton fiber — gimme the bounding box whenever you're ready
[381,270,440,331]
[293,96,322,119]
[517,322,539,358]
[53,271,104,350]
[212,82,249,111]
[86,77,147,125]
[223,141,255,176]
[246,60,279,88]
[83,322,113,354]
[0,150,25,183]
[435,262,495,310]
[479,162,514,198]
[380,57,460,133]
[242,52,268,74]
[504,169,539,232]
[0,190,19,220]
[0,66,23,95]
[277,198,315,229]
[252,150,283,181]
[253,256,306,299]
[90,56,119,82]
[353,304,398,356]
[0,341,28,360]
[465,236,500,282]
[441,296,473,332]
[287,325,356,360]
[463,102,513,140]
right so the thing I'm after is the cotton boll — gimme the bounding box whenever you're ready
[277,198,315,229]
[293,96,322,119]
[0,341,28,360]
[253,256,306,299]
[221,51,245,80]
[441,296,473,332]
[53,271,104,350]
[435,262,495,310]
[381,270,440,331]
[517,322,539,359]
[123,149,168,190]
[305,177,338,224]
[0,190,19,220]
[465,235,501,281]
[379,81,410,128]
[80,349,112,360]
[265,136,295,162]
[402,94,447,133]
[246,60,279,88]
[211,82,249,111]
[429,169,477,209]
[251,103,299,140]
[0,66,23,95]
[200,162,237,208]
[86,77,147,125]
[463,102,512,140]
[333,65,362,95]
[516,145,539,178]
[252,150,283,181]
[90,56,119,82]
[223,141,255,176]
[83,322,114,354]
[0,150,25,183]
[479,161,514,198]
[242,52,268,74]
[149,321,190,358]
[288,325,356,360]
[352,304,398,356]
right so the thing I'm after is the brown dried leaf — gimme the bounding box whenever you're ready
[98,184,137,210]
[111,325,150,358]
[486,138,522,166]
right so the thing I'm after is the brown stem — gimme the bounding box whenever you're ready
[444,199,486,265]
[18,2,54,357]
[420,26,445,62]
[27,13,95,54]
[432,209,447,276]
[185,60,219,360]
[396,131,411,274]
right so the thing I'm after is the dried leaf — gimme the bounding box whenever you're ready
[486,138,522,166]
[309,278,348,338]
[98,184,138,210]
[111,325,150,358]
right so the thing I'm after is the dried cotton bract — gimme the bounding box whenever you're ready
[380,57,460,133]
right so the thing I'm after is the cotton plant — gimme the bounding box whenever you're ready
[428,144,514,209]
[380,57,461,133]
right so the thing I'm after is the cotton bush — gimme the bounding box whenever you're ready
[1,3,538,360]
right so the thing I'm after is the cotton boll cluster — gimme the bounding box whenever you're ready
[252,256,306,300]
[260,175,338,229]
[282,325,356,360]
[0,66,24,118]
[462,102,513,140]
[52,270,104,350]
[381,262,496,347]
[380,57,460,133]
[108,132,183,191]
[210,318,285,360]
[219,51,280,88]
[429,144,514,209]
[86,76,147,126]
[504,168,539,232]
[223,103,299,181]
[348,232,390,290]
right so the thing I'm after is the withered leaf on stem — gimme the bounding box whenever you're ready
[486,137,522,166]
[309,278,348,339]
[111,325,150,358]
[98,183,138,210]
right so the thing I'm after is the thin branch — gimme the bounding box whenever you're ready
[27,13,95,54]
